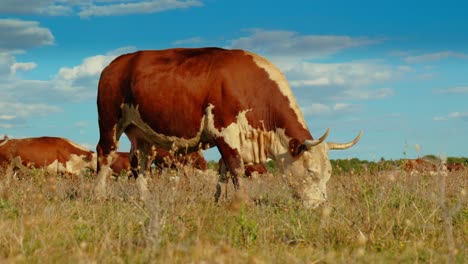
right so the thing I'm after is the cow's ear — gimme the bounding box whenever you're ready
[289,139,306,157]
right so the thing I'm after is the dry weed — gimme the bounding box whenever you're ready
[0,165,466,263]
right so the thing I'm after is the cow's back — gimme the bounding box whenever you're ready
[98,48,310,148]
[0,137,92,167]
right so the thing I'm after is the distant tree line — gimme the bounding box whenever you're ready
[206,155,468,175]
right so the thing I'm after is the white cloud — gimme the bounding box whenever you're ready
[51,46,136,100]
[58,55,111,80]
[288,61,395,87]
[449,112,468,119]
[79,0,203,17]
[286,61,399,101]
[0,19,54,52]
[0,0,70,15]
[301,103,331,116]
[230,29,382,60]
[0,101,61,127]
[0,53,15,78]
[290,78,331,87]
[433,116,448,121]
[433,86,468,94]
[404,51,468,63]
[227,30,401,103]
[333,103,360,112]
[0,115,16,120]
[0,0,203,17]
[301,103,360,116]
[433,112,468,121]
[0,45,136,128]
[11,62,37,74]
[341,88,394,100]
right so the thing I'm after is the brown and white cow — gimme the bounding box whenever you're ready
[404,158,440,176]
[109,152,135,178]
[445,162,464,172]
[152,148,207,171]
[95,48,362,208]
[111,149,207,179]
[0,136,96,176]
[218,158,268,178]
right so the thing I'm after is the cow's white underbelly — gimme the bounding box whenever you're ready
[204,104,288,164]
[45,153,96,175]
[118,103,289,165]
[118,104,206,151]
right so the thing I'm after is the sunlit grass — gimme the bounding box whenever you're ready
[0,164,466,263]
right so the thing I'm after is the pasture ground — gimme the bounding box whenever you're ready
[0,165,466,263]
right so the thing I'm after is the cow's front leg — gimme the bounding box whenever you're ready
[95,136,118,200]
[214,139,245,203]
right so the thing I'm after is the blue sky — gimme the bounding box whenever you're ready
[0,0,467,161]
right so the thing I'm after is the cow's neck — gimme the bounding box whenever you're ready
[267,128,300,163]
[203,104,314,165]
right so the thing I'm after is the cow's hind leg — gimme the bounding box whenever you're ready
[95,131,119,199]
[132,141,156,201]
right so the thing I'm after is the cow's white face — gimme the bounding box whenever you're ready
[283,143,332,208]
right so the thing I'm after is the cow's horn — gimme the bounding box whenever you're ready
[304,128,330,149]
[328,131,363,150]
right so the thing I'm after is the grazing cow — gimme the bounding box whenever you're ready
[0,136,96,176]
[446,162,464,172]
[218,158,268,178]
[110,149,207,179]
[244,163,268,177]
[404,158,438,175]
[95,47,362,207]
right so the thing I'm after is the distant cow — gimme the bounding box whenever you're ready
[446,162,464,172]
[95,47,362,207]
[218,158,268,179]
[153,148,207,171]
[0,136,96,176]
[110,149,208,179]
[404,158,438,175]
[109,152,134,178]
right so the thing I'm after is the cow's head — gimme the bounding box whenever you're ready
[282,129,362,208]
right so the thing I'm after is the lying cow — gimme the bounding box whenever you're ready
[0,136,96,176]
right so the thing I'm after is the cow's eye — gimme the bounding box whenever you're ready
[307,168,321,181]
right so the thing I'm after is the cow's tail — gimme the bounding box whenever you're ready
[0,134,9,147]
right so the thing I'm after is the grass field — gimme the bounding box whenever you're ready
[0,164,466,263]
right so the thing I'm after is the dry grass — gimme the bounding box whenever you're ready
[0,165,466,263]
